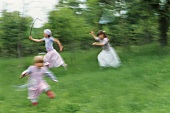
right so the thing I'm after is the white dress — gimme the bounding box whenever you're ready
[95,38,121,68]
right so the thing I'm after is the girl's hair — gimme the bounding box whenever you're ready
[33,56,44,63]
[48,35,51,38]
[97,30,107,37]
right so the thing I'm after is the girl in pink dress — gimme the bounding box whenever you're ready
[29,29,67,69]
[20,56,58,106]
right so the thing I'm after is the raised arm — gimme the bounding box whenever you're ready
[89,31,98,40]
[29,36,44,42]
[54,38,63,52]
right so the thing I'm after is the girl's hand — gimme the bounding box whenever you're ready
[89,31,94,35]
[29,36,33,40]
[59,45,63,52]
[20,71,28,79]
[53,79,58,82]
[92,42,96,45]
[19,74,24,79]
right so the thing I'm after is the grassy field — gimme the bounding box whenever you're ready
[1,44,170,113]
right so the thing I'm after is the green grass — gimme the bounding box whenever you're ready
[1,44,170,113]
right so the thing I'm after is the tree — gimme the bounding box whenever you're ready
[0,11,32,57]
[43,8,91,50]
[45,0,167,49]
[139,0,170,46]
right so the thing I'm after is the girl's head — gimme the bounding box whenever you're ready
[44,29,52,38]
[33,56,44,68]
[97,30,107,39]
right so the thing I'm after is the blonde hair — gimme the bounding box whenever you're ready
[33,56,44,63]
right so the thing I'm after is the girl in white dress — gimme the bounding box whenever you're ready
[90,30,121,68]
[29,29,67,69]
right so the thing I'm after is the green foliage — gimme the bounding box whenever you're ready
[95,0,161,48]
[140,0,170,46]
[0,0,170,57]
[0,11,32,57]
[44,8,92,50]
[22,27,46,56]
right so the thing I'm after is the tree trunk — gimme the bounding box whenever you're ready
[158,10,169,46]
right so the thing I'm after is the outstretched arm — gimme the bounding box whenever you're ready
[29,36,44,42]
[92,38,108,46]
[54,38,63,52]
[45,70,58,82]
[20,70,30,79]
[92,42,104,46]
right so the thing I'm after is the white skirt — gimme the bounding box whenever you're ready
[44,49,65,68]
[97,47,121,68]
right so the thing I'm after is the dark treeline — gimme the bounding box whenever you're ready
[0,0,170,57]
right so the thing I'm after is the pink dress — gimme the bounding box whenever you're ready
[42,37,65,68]
[44,49,64,68]
[22,66,57,100]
